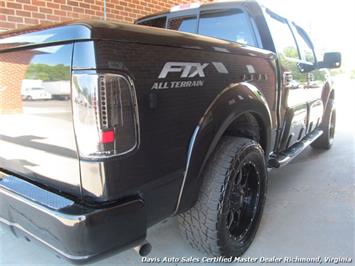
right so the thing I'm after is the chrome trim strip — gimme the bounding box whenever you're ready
[173,125,200,214]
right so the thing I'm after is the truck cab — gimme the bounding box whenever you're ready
[136,1,340,160]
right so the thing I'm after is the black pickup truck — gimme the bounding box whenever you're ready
[0,0,341,261]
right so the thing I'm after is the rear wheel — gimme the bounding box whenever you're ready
[311,99,336,149]
[178,137,267,257]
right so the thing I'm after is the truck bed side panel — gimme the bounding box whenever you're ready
[74,40,277,223]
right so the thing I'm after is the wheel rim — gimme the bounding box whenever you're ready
[329,109,336,142]
[225,161,261,240]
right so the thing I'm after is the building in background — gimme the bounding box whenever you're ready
[0,0,212,31]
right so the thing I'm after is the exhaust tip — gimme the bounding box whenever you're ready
[134,241,152,257]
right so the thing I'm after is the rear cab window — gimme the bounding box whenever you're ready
[168,14,197,33]
[137,5,261,48]
[198,9,257,46]
[139,16,167,28]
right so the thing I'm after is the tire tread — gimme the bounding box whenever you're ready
[178,137,263,256]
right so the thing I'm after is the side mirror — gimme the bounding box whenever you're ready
[318,52,341,69]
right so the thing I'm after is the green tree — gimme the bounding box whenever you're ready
[283,46,299,59]
[25,64,70,81]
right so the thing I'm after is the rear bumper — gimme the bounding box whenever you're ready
[0,171,146,261]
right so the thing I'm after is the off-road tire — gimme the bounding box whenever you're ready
[311,99,336,149]
[178,137,267,257]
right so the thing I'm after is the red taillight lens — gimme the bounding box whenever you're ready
[99,130,115,144]
[72,72,139,159]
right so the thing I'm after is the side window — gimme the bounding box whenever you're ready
[138,17,167,28]
[293,26,315,63]
[167,15,197,33]
[267,13,300,60]
[198,9,258,46]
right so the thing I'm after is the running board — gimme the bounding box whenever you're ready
[268,129,323,168]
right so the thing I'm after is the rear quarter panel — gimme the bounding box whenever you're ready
[74,39,277,222]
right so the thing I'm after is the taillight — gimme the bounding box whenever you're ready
[72,72,139,159]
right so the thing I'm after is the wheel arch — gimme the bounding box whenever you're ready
[321,81,335,109]
[174,82,272,214]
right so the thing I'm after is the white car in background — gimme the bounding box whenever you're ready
[21,87,52,101]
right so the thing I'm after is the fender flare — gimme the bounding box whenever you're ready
[174,82,272,214]
[321,81,335,109]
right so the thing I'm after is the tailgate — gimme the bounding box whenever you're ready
[0,42,81,197]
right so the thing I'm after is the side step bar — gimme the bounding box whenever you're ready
[268,129,323,168]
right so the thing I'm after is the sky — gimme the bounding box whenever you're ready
[258,0,355,70]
